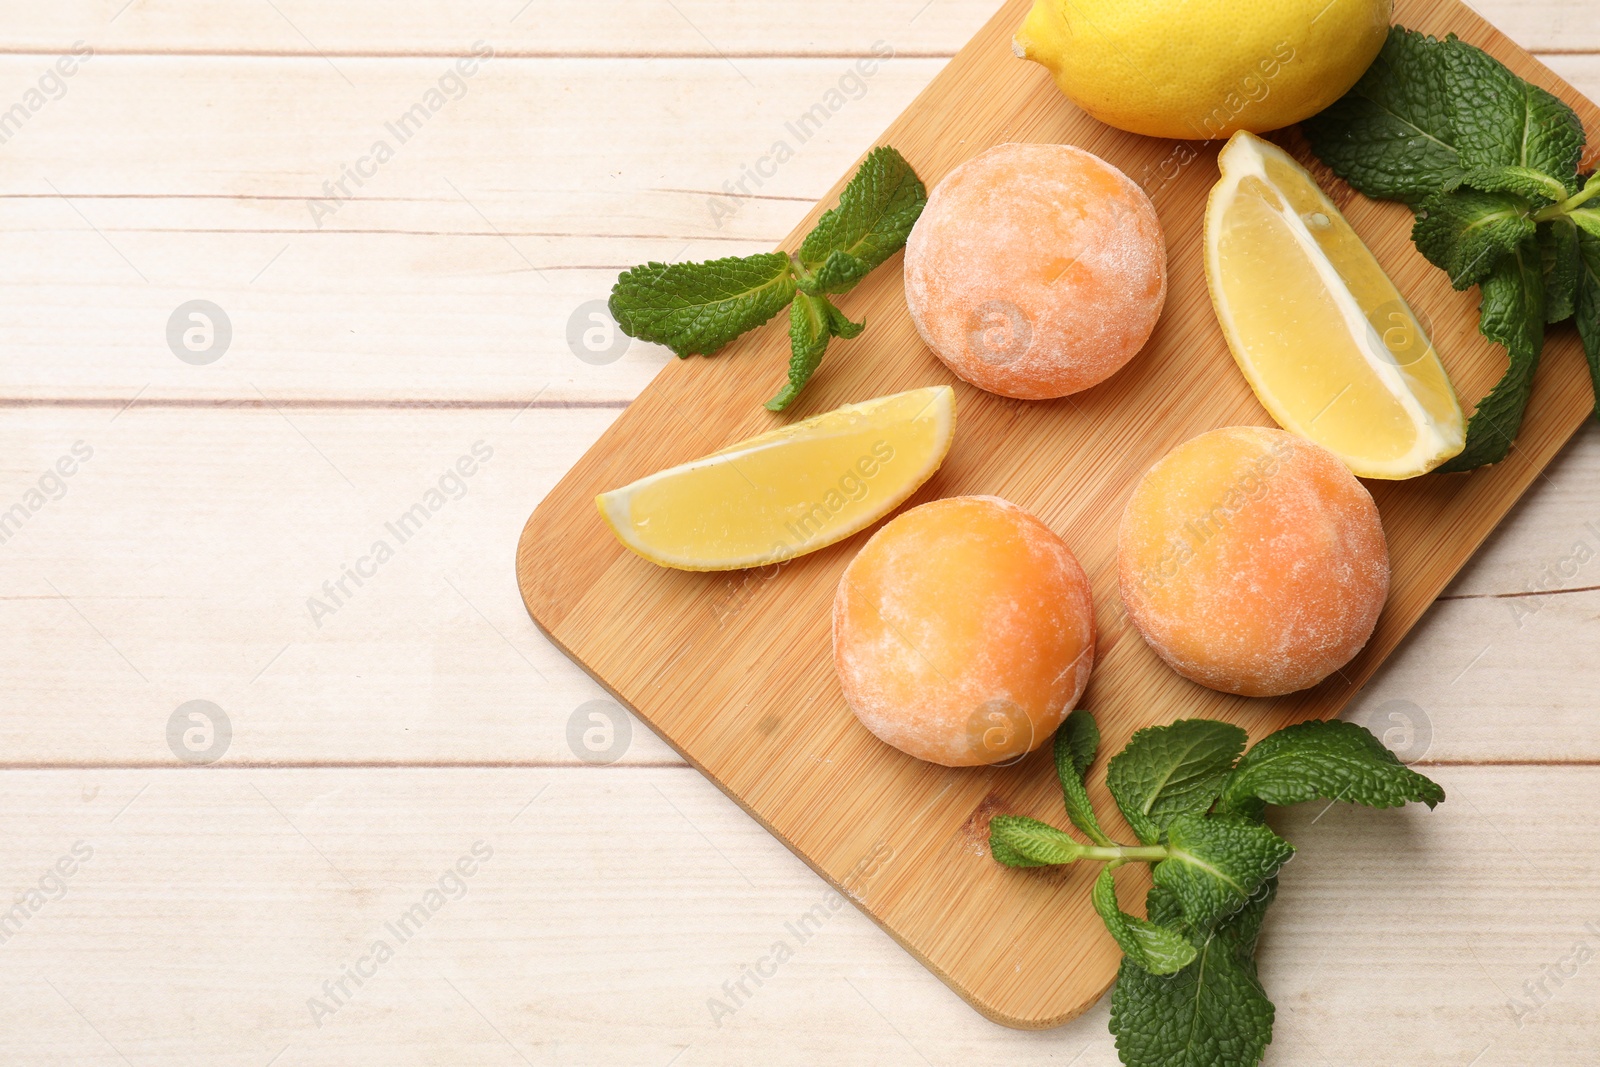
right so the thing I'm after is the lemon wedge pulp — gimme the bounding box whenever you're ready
[1205,131,1465,479]
[597,386,956,571]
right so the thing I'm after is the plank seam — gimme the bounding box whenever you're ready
[0,397,632,411]
[1437,583,1600,602]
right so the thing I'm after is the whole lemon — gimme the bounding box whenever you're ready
[1014,0,1391,140]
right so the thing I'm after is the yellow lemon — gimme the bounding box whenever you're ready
[1014,0,1391,140]
[1205,132,1464,479]
[597,386,955,571]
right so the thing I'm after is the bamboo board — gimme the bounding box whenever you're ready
[517,0,1600,1029]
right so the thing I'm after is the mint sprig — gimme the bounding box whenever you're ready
[608,145,926,411]
[990,713,1445,1067]
[1304,27,1599,470]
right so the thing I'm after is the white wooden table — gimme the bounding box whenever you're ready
[0,3,1595,1064]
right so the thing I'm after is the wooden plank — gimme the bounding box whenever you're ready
[0,405,667,766]
[0,405,1592,767]
[0,55,1590,404]
[0,0,1591,55]
[0,764,1591,1064]
[0,54,946,403]
[516,0,1600,1028]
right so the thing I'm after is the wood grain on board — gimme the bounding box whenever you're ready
[517,0,1600,1029]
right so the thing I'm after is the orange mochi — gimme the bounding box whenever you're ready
[1118,426,1390,698]
[832,496,1096,767]
[903,142,1167,400]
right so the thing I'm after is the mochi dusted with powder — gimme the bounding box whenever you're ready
[903,142,1167,400]
[833,496,1096,767]
[1118,426,1390,697]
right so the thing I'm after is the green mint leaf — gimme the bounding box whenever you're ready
[1110,880,1277,1067]
[1436,238,1549,471]
[764,293,862,411]
[822,298,864,339]
[798,145,927,277]
[1571,231,1600,419]
[1092,869,1197,976]
[766,291,832,412]
[1438,36,1584,191]
[1061,708,1100,778]
[801,249,872,295]
[987,815,1083,868]
[1151,815,1295,931]
[1218,719,1446,821]
[1302,27,1463,204]
[1106,720,1248,846]
[610,252,796,358]
[1571,204,1600,242]
[1412,187,1537,290]
[1453,165,1572,206]
[1055,711,1113,847]
[1541,217,1582,323]
[1219,876,1279,960]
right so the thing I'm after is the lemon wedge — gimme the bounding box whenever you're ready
[1205,131,1465,479]
[597,386,955,571]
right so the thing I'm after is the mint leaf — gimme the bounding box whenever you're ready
[1542,217,1581,323]
[1152,815,1295,931]
[1436,238,1548,471]
[764,293,862,411]
[1056,711,1114,846]
[1572,204,1600,241]
[1438,36,1584,191]
[1110,880,1277,1067]
[799,145,927,276]
[1302,28,1463,204]
[1220,877,1278,958]
[802,249,872,295]
[1453,165,1571,206]
[610,252,796,358]
[1061,708,1100,779]
[1219,719,1446,820]
[1107,720,1248,846]
[1092,869,1197,976]
[1412,187,1537,290]
[988,815,1083,868]
[767,292,832,412]
[1571,230,1600,419]
[821,298,864,340]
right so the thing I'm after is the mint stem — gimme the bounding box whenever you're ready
[1533,173,1600,222]
[1080,844,1170,863]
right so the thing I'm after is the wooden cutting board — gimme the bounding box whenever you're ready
[518,0,1599,1029]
